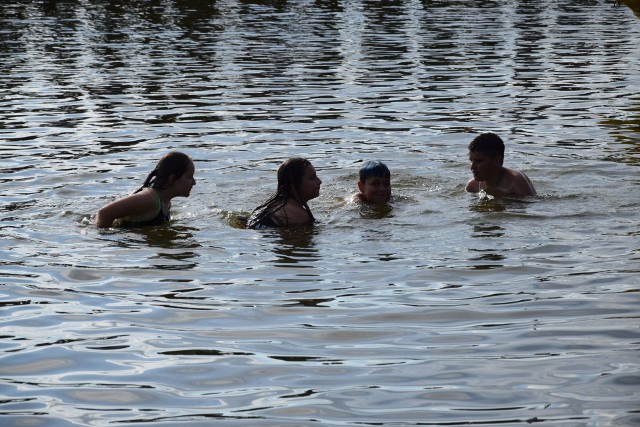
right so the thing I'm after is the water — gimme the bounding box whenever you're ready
[1,1,639,426]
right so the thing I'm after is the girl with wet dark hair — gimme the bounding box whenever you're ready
[247,157,321,229]
[96,151,196,228]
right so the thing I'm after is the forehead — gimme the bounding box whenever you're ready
[365,175,390,182]
[302,164,316,176]
[468,151,493,160]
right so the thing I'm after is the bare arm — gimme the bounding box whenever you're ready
[96,189,158,228]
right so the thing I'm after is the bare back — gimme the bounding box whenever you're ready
[271,199,313,226]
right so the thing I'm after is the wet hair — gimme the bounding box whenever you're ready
[136,151,192,193]
[359,160,390,183]
[247,157,315,229]
[468,133,505,165]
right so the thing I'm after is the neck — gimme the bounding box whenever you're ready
[154,187,174,205]
[288,189,306,206]
[486,167,505,188]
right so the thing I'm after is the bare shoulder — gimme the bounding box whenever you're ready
[273,200,312,226]
[465,178,480,193]
[115,188,158,207]
[508,169,536,196]
[349,192,365,204]
[132,187,158,202]
[96,188,158,227]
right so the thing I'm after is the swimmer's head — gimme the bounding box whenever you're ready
[358,161,391,204]
[277,157,320,203]
[139,151,194,193]
[468,133,505,166]
[359,160,390,184]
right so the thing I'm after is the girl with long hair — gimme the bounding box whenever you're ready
[96,151,196,228]
[247,158,321,229]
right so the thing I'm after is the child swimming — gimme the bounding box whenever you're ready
[465,133,536,197]
[246,157,321,229]
[350,160,392,205]
[96,151,196,228]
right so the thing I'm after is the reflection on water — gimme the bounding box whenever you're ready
[99,225,201,270]
[354,201,395,219]
[619,0,640,17]
[468,249,507,270]
[1,0,640,426]
[469,194,538,214]
[270,227,319,267]
[601,100,640,166]
[471,224,506,238]
[119,225,200,249]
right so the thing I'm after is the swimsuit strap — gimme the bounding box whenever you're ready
[150,187,165,214]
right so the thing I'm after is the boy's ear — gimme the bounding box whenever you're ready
[357,180,365,192]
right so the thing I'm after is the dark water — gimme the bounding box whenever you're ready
[1,1,639,426]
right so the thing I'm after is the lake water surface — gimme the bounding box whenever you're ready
[1,1,639,426]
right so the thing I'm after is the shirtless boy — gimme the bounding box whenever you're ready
[465,133,536,197]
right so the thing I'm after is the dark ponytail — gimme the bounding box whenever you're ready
[134,152,191,194]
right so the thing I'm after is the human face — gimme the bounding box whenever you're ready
[298,164,322,202]
[174,161,196,197]
[469,151,500,182]
[358,176,391,204]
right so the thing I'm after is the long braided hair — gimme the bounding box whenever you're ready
[247,158,315,229]
[135,151,191,194]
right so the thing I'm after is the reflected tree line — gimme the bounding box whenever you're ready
[0,0,638,161]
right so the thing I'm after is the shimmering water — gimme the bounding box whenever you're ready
[1,1,639,426]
